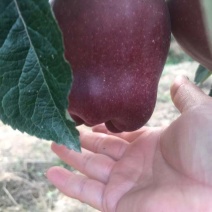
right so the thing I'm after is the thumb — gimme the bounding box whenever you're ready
[170,75,209,113]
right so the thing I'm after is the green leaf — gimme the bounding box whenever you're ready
[194,64,211,85]
[0,0,80,152]
[208,87,212,97]
[201,0,212,52]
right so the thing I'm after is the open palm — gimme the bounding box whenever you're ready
[47,76,212,212]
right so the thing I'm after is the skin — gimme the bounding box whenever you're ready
[47,76,212,211]
[52,0,171,132]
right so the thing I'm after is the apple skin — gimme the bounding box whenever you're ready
[168,0,212,70]
[52,0,171,132]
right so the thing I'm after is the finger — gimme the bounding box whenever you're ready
[79,130,129,160]
[170,75,209,113]
[51,142,115,183]
[92,124,150,143]
[47,167,104,211]
[92,124,109,134]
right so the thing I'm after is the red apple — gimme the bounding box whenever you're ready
[168,0,212,70]
[52,0,171,132]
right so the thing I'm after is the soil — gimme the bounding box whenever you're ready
[0,60,212,212]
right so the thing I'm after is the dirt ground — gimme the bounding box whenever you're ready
[1,46,212,211]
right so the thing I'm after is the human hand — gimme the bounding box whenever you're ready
[47,76,212,212]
